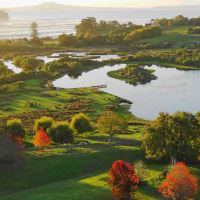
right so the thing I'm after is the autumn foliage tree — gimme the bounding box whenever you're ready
[33,128,51,147]
[108,160,139,199]
[159,162,199,200]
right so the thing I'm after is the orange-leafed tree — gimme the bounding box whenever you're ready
[108,160,139,199]
[159,162,199,200]
[33,128,51,147]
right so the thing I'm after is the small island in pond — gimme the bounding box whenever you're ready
[108,64,157,85]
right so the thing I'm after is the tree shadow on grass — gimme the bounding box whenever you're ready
[0,146,144,197]
[1,173,114,200]
[86,135,141,147]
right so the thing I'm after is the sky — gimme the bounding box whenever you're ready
[0,0,199,8]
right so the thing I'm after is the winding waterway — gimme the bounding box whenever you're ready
[53,64,200,120]
[4,53,200,120]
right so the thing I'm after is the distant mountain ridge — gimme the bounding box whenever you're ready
[5,2,200,12]
[6,2,83,12]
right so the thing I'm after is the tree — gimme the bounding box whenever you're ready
[33,128,51,147]
[6,118,25,139]
[75,17,97,39]
[48,121,74,144]
[159,162,199,200]
[143,112,200,164]
[97,111,127,137]
[70,113,92,134]
[0,135,23,165]
[30,22,42,45]
[58,34,77,47]
[108,160,139,199]
[34,116,54,132]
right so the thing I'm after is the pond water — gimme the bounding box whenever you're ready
[37,52,120,63]
[53,64,200,120]
[3,60,22,74]
[5,53,200,119]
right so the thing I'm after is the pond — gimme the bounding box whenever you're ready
[37,52,120,63]
[3,60,22,74]
[53,64,200,120]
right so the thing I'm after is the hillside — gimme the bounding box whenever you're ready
[6,2,82,12]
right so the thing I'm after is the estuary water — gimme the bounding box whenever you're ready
[53,64,200,120]
[0,6,200,39]
[4,53,200,120]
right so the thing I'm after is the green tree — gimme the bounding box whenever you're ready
[58,34,77,47]
[6,118,25,138]
[70,113,92,134]
[48,121,74,144]
[97,111,127,137]
[143,112,200,164]
[34,116,54,132]
[30,22,42,45]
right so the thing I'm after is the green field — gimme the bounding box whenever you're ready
[0,127,199,200]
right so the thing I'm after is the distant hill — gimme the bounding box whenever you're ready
[6,2,82,12]
[0,10,9,18]
[4,2,200,20]
[4,2,200,11]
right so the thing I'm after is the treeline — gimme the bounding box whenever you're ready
[187,27,200,34]
[152,15,200,27]
[123,49,200,68]
[0,55,103,91]
[42,56,103,78]
[59,17,161,47]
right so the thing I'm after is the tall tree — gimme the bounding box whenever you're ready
[30,22,42,45]
[143,112,200,164]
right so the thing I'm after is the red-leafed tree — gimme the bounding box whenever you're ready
[159,162,199,200]
[108,160,139,199]
[33,128,51,147]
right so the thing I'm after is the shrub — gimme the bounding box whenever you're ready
[159,162,199,200]
[70,113,92,134]
[13,56,44,71]
[124,26,161,43]
[0,135,23,165]
[134,160,148,185]
[97,111,127,137]
[34,116,54,132]
[108,160,139,199]
[33,128,51,147]
[58,33,77,47]
[6,118,25,138]
[48,121,74,144]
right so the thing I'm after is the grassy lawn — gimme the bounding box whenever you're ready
[0,128,199,200]
[140,26,200,48]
